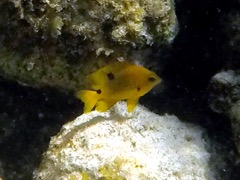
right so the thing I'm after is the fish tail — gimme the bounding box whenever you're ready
[76,90,99,113]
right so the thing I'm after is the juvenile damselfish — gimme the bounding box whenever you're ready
[76,62,161,113]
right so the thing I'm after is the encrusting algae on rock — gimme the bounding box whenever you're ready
[76,62,161,113]
[0,0,177,90]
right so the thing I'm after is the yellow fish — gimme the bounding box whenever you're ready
[76,62,161,113]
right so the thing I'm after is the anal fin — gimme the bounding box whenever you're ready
[95,100,117,112]
[126,97,139,112]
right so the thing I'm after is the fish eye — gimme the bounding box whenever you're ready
[148,77,156,82]
[97,89,102,94]
[107,72,115,80]
[137,87,141,91]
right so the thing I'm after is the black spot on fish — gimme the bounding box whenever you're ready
[97,89,102,94]
[107,72,115,80]
[137,87,141,91]
[148,77,156,82]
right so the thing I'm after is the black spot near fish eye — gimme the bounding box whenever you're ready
[148,77,156,82]
[137,87,141,91]
[97,89,102,94]
[107,72,115,80]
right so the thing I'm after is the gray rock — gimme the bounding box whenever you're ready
[209,70,240,152]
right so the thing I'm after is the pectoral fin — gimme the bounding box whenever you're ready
[126,97,139,112]
[95,100,118,112]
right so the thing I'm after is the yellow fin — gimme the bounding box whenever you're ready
[126,97,139,112]
[81,171,90,180]
[76,90,99,113]
[95,100,118,112]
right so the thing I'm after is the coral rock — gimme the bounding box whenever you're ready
[209,70,240,152]
[34,102,214,180]
[0,0,177,90]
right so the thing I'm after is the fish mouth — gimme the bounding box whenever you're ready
[148,74,161,85]
[154,75,161,85]
[156,77,162,84]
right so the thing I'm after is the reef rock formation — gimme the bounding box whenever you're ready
[0,0,177,91]
[34,103,214,180]
[209,70,240,152]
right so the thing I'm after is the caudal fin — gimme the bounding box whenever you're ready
[76,90,99,113]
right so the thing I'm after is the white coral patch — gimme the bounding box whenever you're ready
[34,102,214,180]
